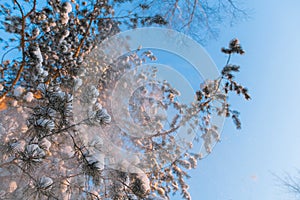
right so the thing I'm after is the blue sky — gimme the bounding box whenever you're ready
[1,0,300,199]
[187,0,300,199]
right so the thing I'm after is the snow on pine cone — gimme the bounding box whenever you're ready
[24,144,46,162]
[96,108,111,124]
[88,108,111,125]
[38,176,53,190]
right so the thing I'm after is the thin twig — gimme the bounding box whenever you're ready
[0,0,37,103]
[181,0,198,29]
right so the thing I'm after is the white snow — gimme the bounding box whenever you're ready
[40,138,51,151]
[74,78,82,91]
[63,2,72,13]
[13,86,24,97]
[24,92,34,102]
[8,181,17,193]
[32,46,43,63]
[137,172,150,194]
[39,176,53,189]
[0,123,5,136]
[63,145,74,157]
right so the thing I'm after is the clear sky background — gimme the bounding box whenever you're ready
[186,0,300,200]
[1,0,299,199]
